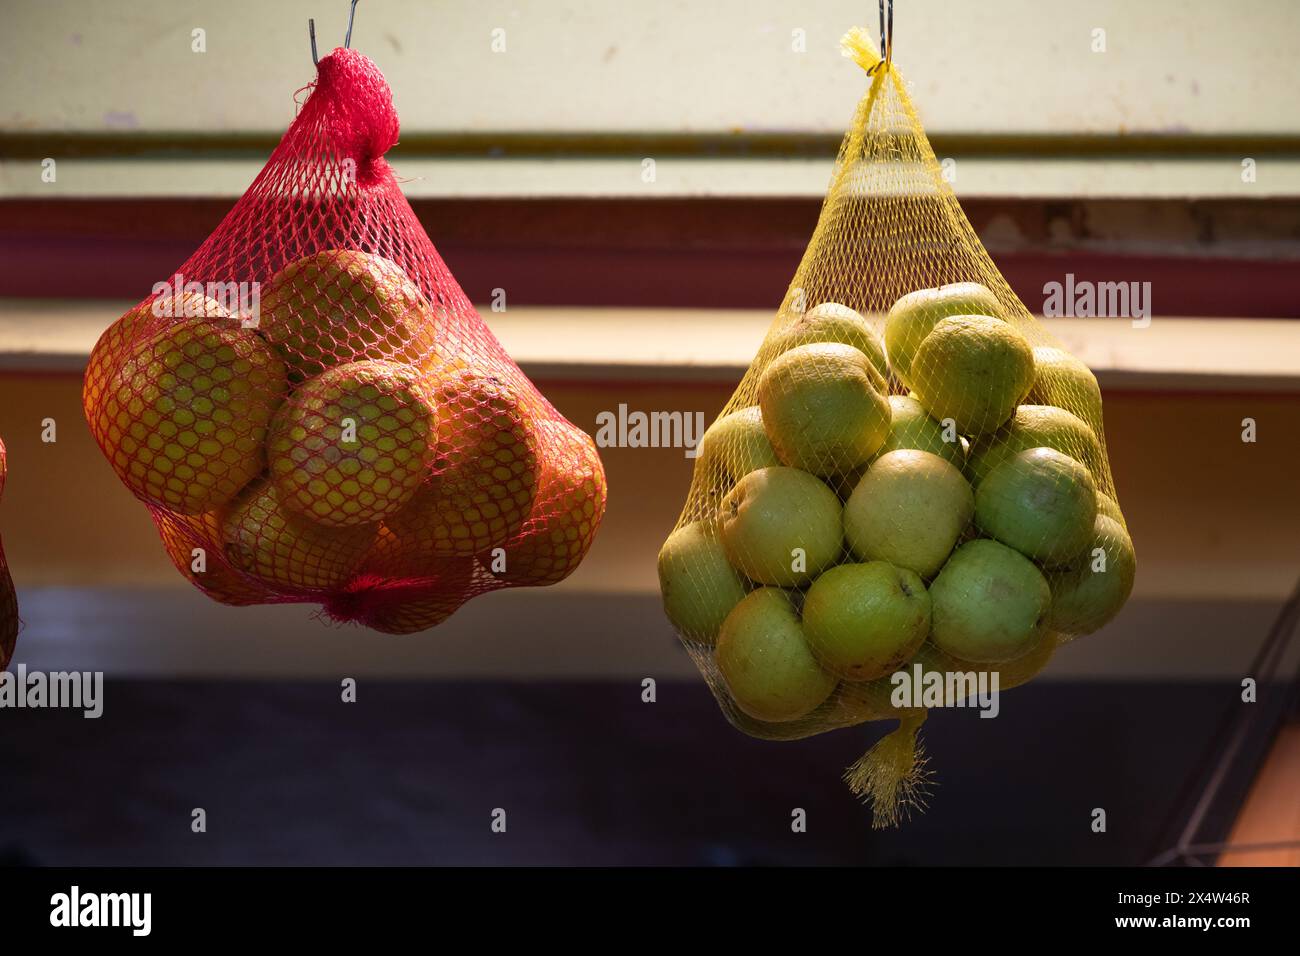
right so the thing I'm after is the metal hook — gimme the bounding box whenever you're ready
[878,0,894,69]
[309,1,361,67]
[345,0,360,49]
[865,0,894,75]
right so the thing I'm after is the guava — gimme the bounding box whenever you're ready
[1027,346,1103,429]
[844,449,974,578]
[966,404,1104,487]
[769,302,888,382]
[885,282,1004,389]
[803,561,931,681]
[1096,490,1125,524]
[929,539,1051,663]
[715,588,837,722]
[934,630,1058,697]
[718,466,842,587]
[658,521,750,644]
[696,406,781,483]
[872,394,965,468]
[910,314,1035,437]
[975,446,1098,566]
[758,342,890,477]
[1047,515,1136,635]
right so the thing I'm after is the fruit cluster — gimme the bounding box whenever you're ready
[660,283,1134,727]
[84,250,606,633]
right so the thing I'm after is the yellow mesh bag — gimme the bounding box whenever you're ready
[658,26,1136,827]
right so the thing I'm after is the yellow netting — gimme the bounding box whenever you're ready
[658,28,1135,827]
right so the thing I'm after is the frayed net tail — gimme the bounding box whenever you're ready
[840,26,882,73]
[843,710,932,829]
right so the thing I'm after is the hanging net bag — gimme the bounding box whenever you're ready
[83,25,606,634]
[658,21,1135,826]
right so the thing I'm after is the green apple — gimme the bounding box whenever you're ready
[1096,490,1125,524]
[719,466,842,586]
[885,282,1004,389]
[658,521,750,644]
[828,669,926,725]
[1027,346,1103,430]
[828,463,867,503]
[695,406,781,483]
[715,588,837,722]
[819,680,900,726]
[925,630,1057,699]
[826,640,955,723]
[1047,515,1136,635]
[872,394,965,468]
[976,447,1098,566]
[803,561,931,681]
[930,539,1051,662]
[844,449,974,578]
[758,342,890,477]
[830,631,1054,718]
[769,302,888,382]
[966,404,1104,487]
[910,315,1035,436]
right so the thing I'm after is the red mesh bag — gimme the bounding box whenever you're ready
[82,46,607,634]
[0,437,17,669]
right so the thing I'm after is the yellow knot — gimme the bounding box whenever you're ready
[840,26,883,74]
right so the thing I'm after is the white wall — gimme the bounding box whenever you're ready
[3,0,1297,136]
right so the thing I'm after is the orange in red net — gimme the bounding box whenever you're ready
[83,45,606,635]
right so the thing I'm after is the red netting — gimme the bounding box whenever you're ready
[0,437,17,669]
[82,48,607,634]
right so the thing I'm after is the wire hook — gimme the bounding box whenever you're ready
[345,0,360,50]
[869,0,895,74]
[309,0,362,67]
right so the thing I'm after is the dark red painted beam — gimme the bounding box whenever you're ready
[1,198,1296,317]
